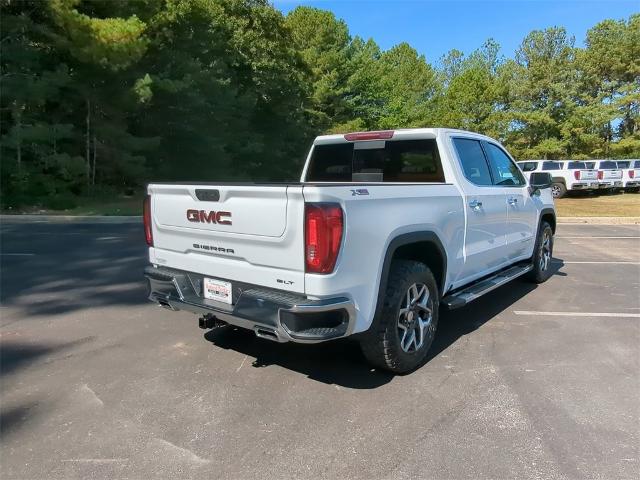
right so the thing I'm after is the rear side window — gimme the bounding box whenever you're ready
[519,162,538,172]
[542,161,562,171]
[600,161,617,169]
[305,139,444,183]
[452,138,492,186]
[617,161,630,168]
[567,161,586,169]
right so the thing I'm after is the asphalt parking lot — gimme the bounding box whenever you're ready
[1,220,638,479]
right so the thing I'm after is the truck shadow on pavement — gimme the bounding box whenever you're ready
[204,259,566,389]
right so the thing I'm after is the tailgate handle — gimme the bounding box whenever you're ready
[195,189,220,202]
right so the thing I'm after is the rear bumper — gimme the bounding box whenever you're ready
[598,181,623,188]
[623,181,639,188]
[571,182,599,190]
[144,266,356,343]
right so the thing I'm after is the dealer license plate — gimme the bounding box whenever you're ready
[203,277,232,304]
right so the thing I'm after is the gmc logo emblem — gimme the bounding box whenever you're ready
[186,209,232,225]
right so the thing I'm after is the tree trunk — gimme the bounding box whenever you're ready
[13,101,22,171]
[86,98,91,188]
[92,134,97,187]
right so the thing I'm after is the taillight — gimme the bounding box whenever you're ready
[344,130,394,141]
[574,171,581,180]
[305,203,343,274]
[597,171,603,180]
[630,170,635,179]
[143,195,153,246]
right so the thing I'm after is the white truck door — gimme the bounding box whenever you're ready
[451,137,509,287]
[483,141,537,262]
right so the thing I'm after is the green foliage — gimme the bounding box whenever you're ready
[1,1,639,210]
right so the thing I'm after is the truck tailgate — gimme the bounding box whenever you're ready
[147,184,306,293]
[602,169,622,180]
[579,169,597,181]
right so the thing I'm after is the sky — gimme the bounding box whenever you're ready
[273,0,639,63]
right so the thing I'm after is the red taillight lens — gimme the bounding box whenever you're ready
[597,171,603,180]
[344,130,394,141]
[305,203,343,274]
[630,170,635,179]
[143,195,153,246]
[574,171,581,180]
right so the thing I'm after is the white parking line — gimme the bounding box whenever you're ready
[558,236,640,239]
[553,260,640,265]
[514,311,640,318]
[0,253,35,256]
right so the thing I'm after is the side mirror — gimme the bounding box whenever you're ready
[529,172,552,191]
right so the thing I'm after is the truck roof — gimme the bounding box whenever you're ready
[313,128,496,145]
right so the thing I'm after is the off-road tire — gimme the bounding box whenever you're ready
[526,220,554,283]
[360,260,439,374]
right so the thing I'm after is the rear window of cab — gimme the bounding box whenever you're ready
[518,162,539,172]
[542,161,562,170]
[599,161,618,169]
[305,139,445,183]
[567,161,587,169]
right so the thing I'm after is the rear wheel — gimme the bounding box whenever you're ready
[360,260,439,374]
[526,221,554,283]
[551,182,566,198]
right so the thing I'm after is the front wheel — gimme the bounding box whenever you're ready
[526,221,554,283]
[360,260,439,373]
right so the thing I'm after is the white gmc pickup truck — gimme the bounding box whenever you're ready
[144,129,556,373]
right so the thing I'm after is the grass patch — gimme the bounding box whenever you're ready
[556,193,640,217]
[3,195,143,216]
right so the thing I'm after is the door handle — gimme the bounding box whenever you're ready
[508,197,518,205]
[469,200,483,210]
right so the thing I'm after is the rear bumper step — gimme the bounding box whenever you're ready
[144,266,356,343]
[442,263,533,309]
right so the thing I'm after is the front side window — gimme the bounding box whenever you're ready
[484,143,526,186]
[452,138,492,186]
[305,139,445,182]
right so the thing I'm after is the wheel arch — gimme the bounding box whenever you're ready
[370,232,447,327]
[539,208,556,233]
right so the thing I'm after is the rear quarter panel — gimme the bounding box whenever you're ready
[303,184,464,334]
